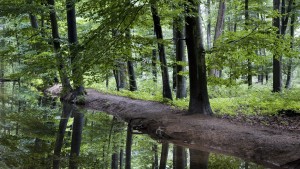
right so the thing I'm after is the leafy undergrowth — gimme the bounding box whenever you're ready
[87,81,300,118]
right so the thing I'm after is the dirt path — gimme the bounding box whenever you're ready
[81,89,300,169]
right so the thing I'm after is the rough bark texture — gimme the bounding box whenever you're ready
[80,89,300,169]
[150,1,173,100]
[185,2,212,115]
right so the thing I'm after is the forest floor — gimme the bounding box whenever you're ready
[46,85,300,169]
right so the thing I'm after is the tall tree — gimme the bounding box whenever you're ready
[173,7,187,98]
[285,0,295,89]
[125,29,137,91]
[125,123,132,169]
[185,0,213,115]
[210,0,226,77]
[69,109,84,169]
[245,0,252,87]
[272,0,282,92]
[47,0,72,94]
[66,0,84,96]
[150,0,173,100]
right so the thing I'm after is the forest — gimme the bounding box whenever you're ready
[0,0,300,168]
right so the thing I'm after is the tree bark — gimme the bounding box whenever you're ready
[173,145,187,169]
[150,1,173,100]
[125,123,132,169]
[185,1,213,115]
[285,0,295,89]
[159,142,169,169]
[53,103,72,169]
[173,10,187,99]
[189,149,209,169]
[210,0,226,77]
[47,0,72,94]
[152,144,158,169]
[272,0,282,92]
[66,0,84,95]
[152,48,158,83]
[125,30,137,91]
[245,0,252,87]
[69,109,84,169]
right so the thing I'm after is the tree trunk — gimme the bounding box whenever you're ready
[66,0,84,95]
[245,0,252,87]
[189,149,209,169]
[125,123,132,169]
[173,145,187,169]
[152,144,159,169]
[207,0,211,49]
[111,152,119,169]
[150,1,173,100]
[47,0,72,94]
[185,1,213,115]
[285,0,295,89]
[120,149,124,169]
[53,103,72,169]
[209,0,226,77]
[125,30,137,91]
[159,142,169,169]
[152,48,158,83]
[272,0,282,92]
[69,109,84,169]
[173,10,187,99]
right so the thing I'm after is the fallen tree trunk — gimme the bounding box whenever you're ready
[81,89,300,169]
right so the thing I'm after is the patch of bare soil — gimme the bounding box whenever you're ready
[48,87,300,169]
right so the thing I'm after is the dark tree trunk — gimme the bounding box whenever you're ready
[173,10,187,99]
[53,103,72,169]
[112,152,119,169]
[120,149,124,169]
[185,1,213,115]
[125,30,137,91]
[125,123,132,169]
[285,0,295,89]
[119,63,127,89]
[245,0,252,87]
[69,110,84,169]
[150,1,173,100]
[113,69,121,91]
[66,0,84,95]
[189,149,209,169]
[173,145,187,169]
[152,49,158,83]
[47,0,72,94]
[159,143,169,169]
[152,144,159,169]
[273,0,282,92]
